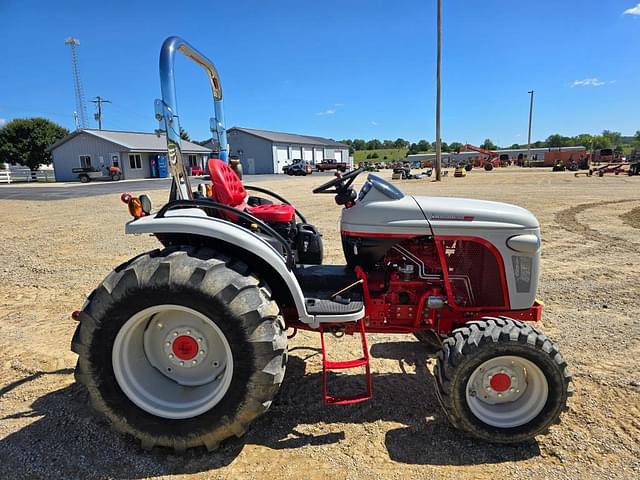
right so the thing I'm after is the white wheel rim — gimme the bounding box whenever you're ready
[466,355,548,428]
[112,304,234,420]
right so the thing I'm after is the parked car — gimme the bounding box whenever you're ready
[283,160,313,176]
[316,159,347,172]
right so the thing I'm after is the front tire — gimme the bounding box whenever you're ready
[435,317,571,443]
[71,246,287,451]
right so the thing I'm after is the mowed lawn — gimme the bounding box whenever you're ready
[353,148,409,163]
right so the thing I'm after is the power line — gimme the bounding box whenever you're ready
[64,37,88,129]
[91,96,111,130]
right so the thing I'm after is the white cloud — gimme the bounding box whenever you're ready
[0,118,6,127]
[623,3,640,15]
[315,103,343,116]
[371,121,378,126]
[571,78,614,87]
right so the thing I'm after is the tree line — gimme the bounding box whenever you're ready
[340,130,640,155]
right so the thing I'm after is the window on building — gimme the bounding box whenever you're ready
[79,155,91,168]
[187,154,198,167]
[129,154,142,169]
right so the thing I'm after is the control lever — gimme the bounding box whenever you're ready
[330,279,364,300]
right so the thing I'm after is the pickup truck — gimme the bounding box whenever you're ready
[315,159,347,172]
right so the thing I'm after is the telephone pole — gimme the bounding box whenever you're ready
[526,90,534,167]
[91,96,111,130]
[434,0,443,181]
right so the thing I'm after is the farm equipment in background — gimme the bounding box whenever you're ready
[70,36,572,452]
[456,144,501,171]
[454,164,467,177]
[590,162,631,177]
[72,165,121,182]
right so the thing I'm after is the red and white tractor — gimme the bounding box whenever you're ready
[71,37,572,451]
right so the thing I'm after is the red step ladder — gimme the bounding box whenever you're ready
[320,318,372,405]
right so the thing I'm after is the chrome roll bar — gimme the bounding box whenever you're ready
[155,36,229,200]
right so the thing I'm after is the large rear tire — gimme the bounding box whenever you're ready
[434,317,571,443]
[71,246,287,451]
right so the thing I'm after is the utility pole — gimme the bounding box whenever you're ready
[91,96,111,130]
[527,90,534,167]
[435,0,443,181]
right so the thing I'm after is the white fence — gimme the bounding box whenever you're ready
[0,169,56,184]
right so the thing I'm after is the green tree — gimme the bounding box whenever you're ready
[546,134,571,147]
[352,139,366,151]
[366,139,382,150]
[416,139,430,152]
[481,138,497,150]
[393,138,409,149]
[382,139,394,149]
[407,143,419,155]
[601,130,622,148]
[0,117,69,170]
[449,142,463,152]
[509,143,520,149]
[179,127,190,141]
[573,134,594,148]
[592,135,611,150]
[634,130,640,148]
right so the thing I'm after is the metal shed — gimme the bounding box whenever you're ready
[222,127,350,174]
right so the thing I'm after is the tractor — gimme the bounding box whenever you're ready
[71,37,572,452]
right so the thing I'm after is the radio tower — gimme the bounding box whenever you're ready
[65,37,88,129]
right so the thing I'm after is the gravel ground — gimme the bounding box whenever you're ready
[0,168,639,480]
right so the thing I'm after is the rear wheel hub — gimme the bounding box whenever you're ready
[172,335,199,360]
[112,305,233,419]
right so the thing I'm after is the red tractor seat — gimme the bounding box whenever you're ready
[208,159,295,223]
[246,203,295,223]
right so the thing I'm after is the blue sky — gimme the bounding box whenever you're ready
[0,0,638,145]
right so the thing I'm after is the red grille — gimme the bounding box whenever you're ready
[440,239,506,308]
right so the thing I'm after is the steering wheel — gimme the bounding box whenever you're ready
[312,167,364,194]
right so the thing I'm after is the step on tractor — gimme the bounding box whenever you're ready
[71,37,572,452]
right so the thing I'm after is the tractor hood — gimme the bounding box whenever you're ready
[414,196,539,231]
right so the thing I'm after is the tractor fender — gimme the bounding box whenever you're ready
[125,209,316,325]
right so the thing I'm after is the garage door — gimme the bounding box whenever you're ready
[276,147,288,173]
[303,148,313,162]
[314,148,324,163]
[334,150,342,162]
[290,147,302,161]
